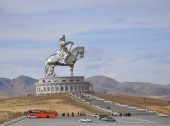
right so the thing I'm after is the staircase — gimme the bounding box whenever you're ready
[70,92,158,116]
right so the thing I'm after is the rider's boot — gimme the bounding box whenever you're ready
[64,54,69,64]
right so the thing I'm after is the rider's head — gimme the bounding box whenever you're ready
[60,35,65,41]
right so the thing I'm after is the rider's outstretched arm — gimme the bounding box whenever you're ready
[67,41,74,45]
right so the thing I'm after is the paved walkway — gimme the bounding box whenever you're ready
[1,116,170,126]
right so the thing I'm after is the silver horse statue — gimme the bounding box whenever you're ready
[45,46,84,78]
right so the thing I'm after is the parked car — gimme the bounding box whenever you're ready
[27,114,37,119]
[92,113,99,117]
[97,115,108,120]
[79,118,92,122]
[101,116,115,122]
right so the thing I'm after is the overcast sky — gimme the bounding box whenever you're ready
[0,0,170,84]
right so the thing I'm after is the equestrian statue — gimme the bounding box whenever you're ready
[45,35,84,78]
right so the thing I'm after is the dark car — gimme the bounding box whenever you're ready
[97,115,108,120]
[101,116,116,122]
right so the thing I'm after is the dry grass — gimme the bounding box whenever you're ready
[0,111,21,124]
[90,92,170,115]
[0,96,8,99]
[0,112,9,123]
[0,93,94,114]
[0,93,101,123]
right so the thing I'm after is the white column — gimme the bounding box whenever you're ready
[67,85,69,92]
[63,85,65,92]
[58,85,60,93]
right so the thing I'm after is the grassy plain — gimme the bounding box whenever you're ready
[90,92,170,115]
[1,92,170,123]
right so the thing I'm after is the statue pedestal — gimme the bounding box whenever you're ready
[35,76,93,94]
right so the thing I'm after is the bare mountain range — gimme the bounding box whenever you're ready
[0,75,170,97]
[86,75,170,98]
[0,75,37,96]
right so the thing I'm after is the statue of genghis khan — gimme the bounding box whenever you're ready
[45,35,84,78]
[57,35,74,64]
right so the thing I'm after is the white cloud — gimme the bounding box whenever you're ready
[0,47,52,61]
[105,72,120,79]
[0,0,95,15]
[0,0,170,85]
[1,0,170,41]
[103,57,170,84]
[0,47,54,78]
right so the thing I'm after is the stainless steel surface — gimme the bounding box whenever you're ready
[45,35,84,77]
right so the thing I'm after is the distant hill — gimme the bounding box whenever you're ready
[0,78,13,96]
[165,84,170,89]
[86,75,170,97]
[86,75,120,92]
[0,75,37,96]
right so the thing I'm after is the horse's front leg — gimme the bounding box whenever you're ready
[45,61,49,78]
[70,65,74,76]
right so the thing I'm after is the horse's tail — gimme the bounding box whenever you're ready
[45,60,49,77]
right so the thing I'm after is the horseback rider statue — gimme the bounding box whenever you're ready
[57,35,74,64]
[45,35,84,78]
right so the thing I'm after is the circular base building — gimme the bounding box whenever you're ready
[36,76,93,94]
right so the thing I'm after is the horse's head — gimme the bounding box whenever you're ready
[70,46,84,59]
[78,46,84,58]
